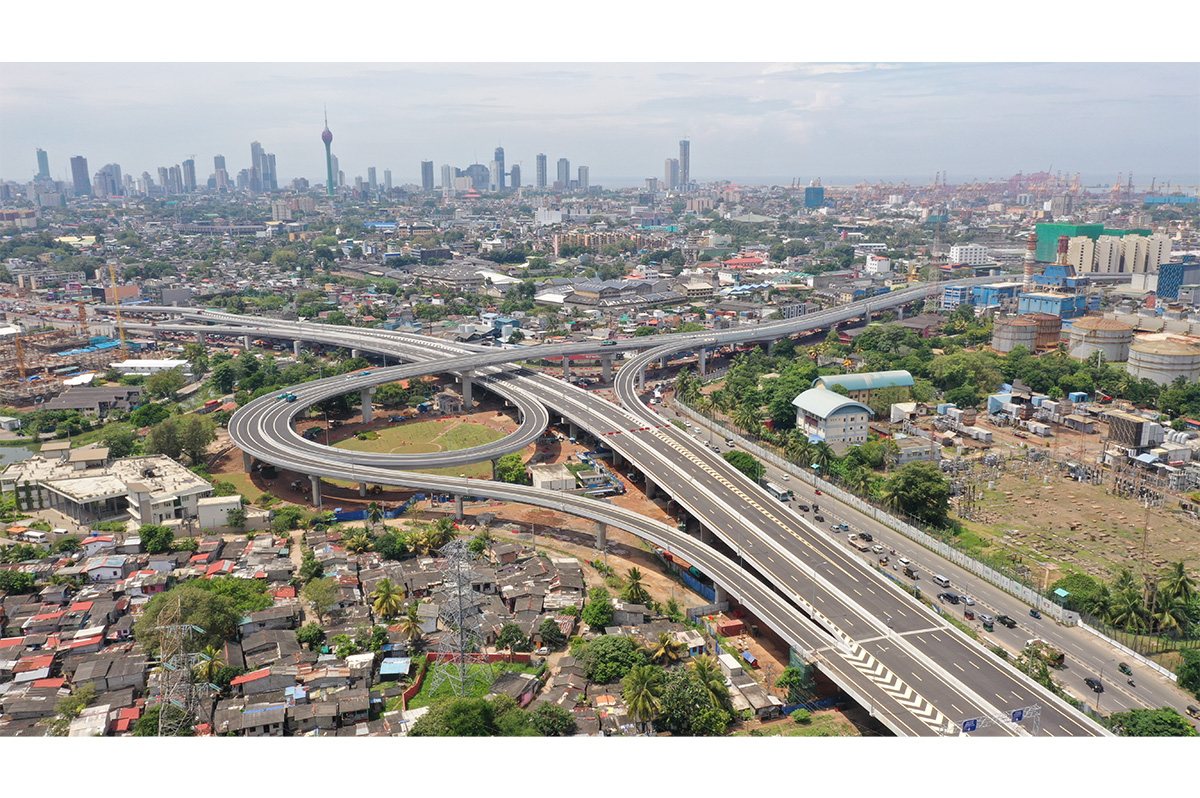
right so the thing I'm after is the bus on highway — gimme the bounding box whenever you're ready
[763,481,793,502]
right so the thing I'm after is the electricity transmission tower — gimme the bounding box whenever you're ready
[150,595,209,736]
[427,539,495,697]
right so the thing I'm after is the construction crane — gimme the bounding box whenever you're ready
[77,301,88,336]
[1112,172,1123,201]
[108,261,129,357]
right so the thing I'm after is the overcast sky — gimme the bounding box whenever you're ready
[2,8,1197,190]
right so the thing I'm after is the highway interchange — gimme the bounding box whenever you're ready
[110,281,1131,736]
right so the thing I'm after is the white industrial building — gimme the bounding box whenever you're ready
[949,243,989,266]
[108,358,192,379]
[791,388,873,446]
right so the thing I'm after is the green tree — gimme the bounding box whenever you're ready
[723,450,766,481]
[130,402,171,428]
[691,706,731,736]
[496,622,531,657]
[881,461,950,526]
[620,567,651,606]
[132,705,195,736]
[494,452,529,484]
[537,616,566,650]
[733,401,761,434]
[145,415,216,465]
[99,423,139,458]
[135,582,244,652]
[193,644,225,686]
[139,523,174,554]
[581,588,615,632]
[410,696,496,737]
[691,654,732,711]
[1176,649,1200,696]
[655,668,712,735]
[622,664,665,731]
[301,577,338,624]
[776,666,812,703]
[530,703,576,736]
[209,361,238,393]
[643,631,685,665]
[577,634,644,683]
[296,622,326,648]
[49,684,96,736]
[370,578,404,620]
[399,604,424,646]
[373,530,409,561]
[145,367,187,400]
[1108,707,1197,737]
[0,570,36,593]
[226,507,247,529]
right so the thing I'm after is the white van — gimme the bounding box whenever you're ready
[932,574,952,588]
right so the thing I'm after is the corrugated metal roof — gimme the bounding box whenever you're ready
[791,388,872,419]
[812,370,914,392]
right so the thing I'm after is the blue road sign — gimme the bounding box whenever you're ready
[962,718,978,733]
[1011,709,1024,723]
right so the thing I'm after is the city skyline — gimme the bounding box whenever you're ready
[2,62,1197,191]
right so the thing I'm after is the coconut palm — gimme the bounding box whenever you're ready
[786,434,811,465]
[193,644,225,686]
[621,567,651,606]
[371,578,404,620]
[1150,594,1189,636]
[694,394,714,418]
[690,654,732,711]
[643,631,685,665]
[622,664,664,732]
[1158,561,1196,606]
[1108,589,1146,632]
[398,604,423,644]
[880,438,901,473]
[366,501,384,526]
[845,467,873,496]
[733,402,760,435]
[343,531,373,554]
[1091,583,1114,621]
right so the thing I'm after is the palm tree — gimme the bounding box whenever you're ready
[1091,583,1114,621]
[371,578,404,620]
[733,402,760,435]
[690,654,732,711]
[1108,589,1146,632]
[193,644,225,686]
[1150,595,1189,636]
[621,567,651,606]
[810,441,835,473]
[398,604,423,645]
[694,394,714,418]
[880,438,900,473]
[622,664,664,732]
[1158,561,1196,606]
[643,631,685,665]
[366,501,384,527]
[786,434,811,465]
[845,467,872,496]
[343,531,373,554]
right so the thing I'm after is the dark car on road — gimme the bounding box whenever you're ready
[1085,677,1103,693]
[938,592,960,605]
[814,514,824,523]
[997,614,1018,629]
[858,532,873,542]
[797,504,810,512]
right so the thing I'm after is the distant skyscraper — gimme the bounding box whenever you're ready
[368,167,378,190]
[322,111,335,196]
[646,177,660,193]
[36,148,50,180]
[488,161,501,191]
[493,146,506,190]
[421,160,435,191]
[70,156,91,196]
[384,169,393,190]
[536,153,547,188]
[182,159,197,192]
[465,164,490,191]
[578,166,589,191]
[168,165,183,195]
[678,139,690,188]
[665,158,679,190]
[556,158,570,188]
[264,154,277,191]
[440,164,453,193]
[214,154,226,172]
[510,164,521,190]
[93,164,122,197]
[330,155,340,187]
[250,141,266,192]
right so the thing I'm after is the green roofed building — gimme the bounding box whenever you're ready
[812,370,914,405]
[1035,223,1150,262]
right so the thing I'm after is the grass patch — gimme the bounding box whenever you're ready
[405,660,540,709]
[214,471,260,501]
[731,711,858,737]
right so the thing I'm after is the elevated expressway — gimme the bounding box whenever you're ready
[113,281,1109,736]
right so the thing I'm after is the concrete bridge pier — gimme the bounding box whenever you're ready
[611,450,623,468]
[460,374,474,408]
[310,475,323,508]
[242,451,253,473]
[714,584,729,605]
[293,340,302,357]
[491,458,499,480]
[645,480,657,500]
[351,349,362,359]
[562,358,571,381]
[638,368,646,391]
[195,331,205,345]
[243,335,252,349]
[594,521,607,551]
[359,482,368,497]
[698,347,707,376]
[601,356,613,383]
[568,422,579,440]
[454,494,465,521]
[360,388,375,423]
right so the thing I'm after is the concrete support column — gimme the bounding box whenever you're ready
[243,335,252,349]
[638,368,646,391]
[601,356,613,383]
[360,388,374,424]
[359,482,368,497]
[454,494,464,521]
[242,451,253,473]
[661,355,669,370]
[594,521,607,551]
[714,585,729,605]
[699,525,713,545]
[645,480,657,500]
[698,347,708,376]
[351,348,362,359]
[310,475,323,509]
[491,458,499,481]
[195,331,205,345]
[563,358,571,380]
[611,449,623,468]
[461,374,474,408]
[568,422,579,440]
[293,340,302,357]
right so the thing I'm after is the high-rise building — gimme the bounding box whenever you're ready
[322,112,335,196]
[509,164,521,190]
[36,148,50,180]
[678,139,690,188]
[264,154,277,191]
[1123,233,1172,274]
[664,158,679,190]
[465,164,490,191]
[536,153,547,188]
[804,184,825,208]
[384,169,393,190]
[182,159,197,192]
[214,154,226,172]
[168,165,183,195]
[1094,235,1124,274]
[493,146,506,191]
[250,141,266,192]
[488,161,501,191]
[368,167,377,190]
[70,156,91,196]
[93,164,122,197]
[578,166,589,191]
[556,158,570,188]
[421,160,434,191]
[646,177,660,193]
[440,164,453,193]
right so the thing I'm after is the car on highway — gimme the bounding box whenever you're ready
[814,489,822,495]
[960,594,975,606]
[857,532,873,542]
[830,524,842,533]
[600,339,616,346]
[938,592,960,605]
[979,612,995,625]
[781,473,789,481]
[813,514,824,522]
[796,504,810,512]
[897,557,912,569]
[871,544,885,554]
[1084,677,1103,693]
[997,614,1018,629]
[1029,607,1042,619]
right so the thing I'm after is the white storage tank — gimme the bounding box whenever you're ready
[992,316,1039,353]
[1069,316,1134,363]
[1127,339,1200,386]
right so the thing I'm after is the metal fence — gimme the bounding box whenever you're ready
[330,493,425,523]
[680,569,717,602]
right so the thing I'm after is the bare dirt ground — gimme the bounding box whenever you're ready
[960,464,1200,585]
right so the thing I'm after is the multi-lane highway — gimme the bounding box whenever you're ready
[110,283,1112,736]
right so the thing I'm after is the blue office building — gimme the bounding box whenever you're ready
[971,282,1023,309]
[1017,291,1088,319]
[804,186,825,208]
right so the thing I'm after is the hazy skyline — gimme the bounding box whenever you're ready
[2,62,1197,189]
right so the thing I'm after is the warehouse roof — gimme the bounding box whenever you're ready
[791,388,872,419]
[812,370,914,393]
